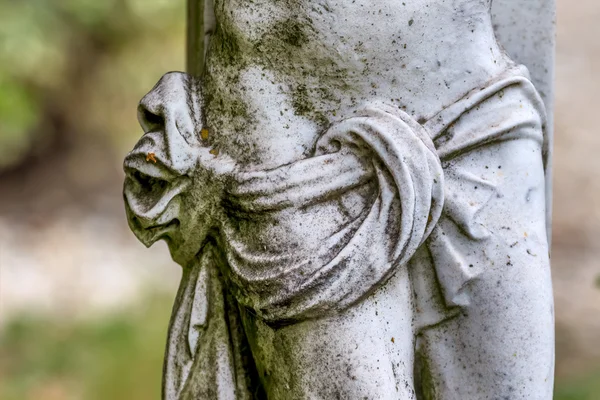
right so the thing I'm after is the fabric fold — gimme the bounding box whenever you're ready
[149,65,547,399]
[220,66,545,320]
[222,105,445,322]
[165,245,254,400]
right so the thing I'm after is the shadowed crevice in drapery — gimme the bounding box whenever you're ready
[164,244,264,400]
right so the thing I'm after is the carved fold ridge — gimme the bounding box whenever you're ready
[217,67,546,320]
[164,246,251,400]
[423,65,546,308]
[425,65,548,164]
[221,105,445,322]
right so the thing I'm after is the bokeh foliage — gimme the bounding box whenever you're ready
[0,0,185,173]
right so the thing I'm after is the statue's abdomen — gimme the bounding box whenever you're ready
[203,0,417,169]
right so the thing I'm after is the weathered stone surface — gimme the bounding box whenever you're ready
[123,0,555,398]
[492,0,556,243]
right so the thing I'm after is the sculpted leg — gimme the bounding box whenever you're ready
[240,266,417,400]
[416,139,554,399]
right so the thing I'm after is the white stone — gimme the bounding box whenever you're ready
[492,0,556,244]
[124,0,555,398]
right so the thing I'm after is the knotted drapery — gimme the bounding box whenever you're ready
[123,66,546,399]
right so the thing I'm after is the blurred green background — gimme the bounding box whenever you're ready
[0,0,599,399]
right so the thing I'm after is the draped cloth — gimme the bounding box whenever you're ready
[159,66,546,399]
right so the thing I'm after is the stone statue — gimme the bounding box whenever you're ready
[123,0,555,398]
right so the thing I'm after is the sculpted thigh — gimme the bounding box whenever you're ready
[417,138,554,400]
[241,266,417,400]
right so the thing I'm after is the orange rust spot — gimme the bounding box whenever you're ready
[209,148,219,157]
[146,152,157,163]
[524,232,528,237]
[201,128,209,140]
[391,337,395,343]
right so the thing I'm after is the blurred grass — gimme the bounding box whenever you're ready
[0,291,598,400]
[0,293,173,400]
[555,371,600,400]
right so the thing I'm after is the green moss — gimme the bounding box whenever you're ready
[291,84,312,116]
[257,18,309,49]
[202,23,256,161]
[414,350,438,400]
[202,4,360,163]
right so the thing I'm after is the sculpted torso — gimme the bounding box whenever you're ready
[124,0,554,399]
[206,0,509,167]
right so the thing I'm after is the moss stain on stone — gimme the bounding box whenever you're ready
[203,1,359,163]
